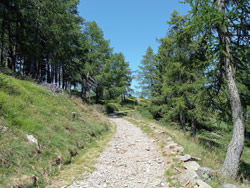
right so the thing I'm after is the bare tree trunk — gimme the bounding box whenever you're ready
[180,111,186,135]
[81,75,87,101]
[47,60,51,83]
[59,64,61,88]
[190,117,196,137]
[0,2,5,66]
[55,65,57,84]
[217,0,245,178]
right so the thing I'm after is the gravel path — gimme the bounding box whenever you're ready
[67,116,167,188]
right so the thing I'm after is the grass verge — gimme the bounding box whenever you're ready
[126,111,250,188]
[46,121,115,188]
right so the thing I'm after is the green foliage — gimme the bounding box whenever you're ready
[105,103,120,113]
[137,46,157,98]
[0,1,132,104]
[138,2,250,136]
[136,0,250,180]
[0,74,111,187]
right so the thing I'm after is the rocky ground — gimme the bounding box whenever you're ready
[66,116,167,188]
[63,114,239,188]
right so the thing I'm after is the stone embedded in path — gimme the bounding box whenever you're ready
[184,161,200,172]
[165,142,178,149]
[177,154,192,162]
[177,154,201,163]
[178,169,198,186]
[166,137,172,141]
[196,179,212,188]
[173,146,184,153]
[197,167,213,181]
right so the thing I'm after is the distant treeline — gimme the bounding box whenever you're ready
[0,0,132,102]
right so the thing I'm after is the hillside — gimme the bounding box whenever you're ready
[0,74,111,187]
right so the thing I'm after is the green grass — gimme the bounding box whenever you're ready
[127,108,250,188]
[47,122,116,188]
[0,74,111,187]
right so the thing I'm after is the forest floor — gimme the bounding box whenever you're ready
[66,115,167,188]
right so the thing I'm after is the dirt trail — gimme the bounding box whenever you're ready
[67,116,167,188]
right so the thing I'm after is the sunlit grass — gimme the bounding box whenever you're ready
[0,74,112,187]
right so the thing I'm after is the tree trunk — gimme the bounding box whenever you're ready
[95,87,100,103]
[81,75,87,101]
[217,0,245,178]
[190,117,196,137]
[180,111,186,135]
[47,62,51,83]
[55,64,58,84]
[59,64,61,88]
[0,2,5,66]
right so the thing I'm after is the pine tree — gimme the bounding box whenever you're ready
[185,0,248,177]
[137,46,157,98]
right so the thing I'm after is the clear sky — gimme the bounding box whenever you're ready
[78,0,190,91]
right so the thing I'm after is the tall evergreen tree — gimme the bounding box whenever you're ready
[137,46,157,98]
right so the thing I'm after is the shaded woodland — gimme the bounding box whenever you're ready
[0,0,132,103]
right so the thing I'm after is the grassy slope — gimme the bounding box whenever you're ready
[0,74,111,187]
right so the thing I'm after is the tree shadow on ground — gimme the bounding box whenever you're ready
[239,161,250,181]
[198,137,222,149]
[245,130,250,147]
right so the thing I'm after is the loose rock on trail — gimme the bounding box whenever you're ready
[67,116,167,188]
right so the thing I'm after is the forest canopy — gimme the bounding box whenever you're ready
[0,0,132,103]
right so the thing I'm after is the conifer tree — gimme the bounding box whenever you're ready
[137,46,157,98]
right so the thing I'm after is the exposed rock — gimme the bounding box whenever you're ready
[221,184,238,188]
[191,156,201,161]
[166,137,172,141]
[41,83,63,93]
[176,154,201,163]
[72,112,77,119]
[156,130,165,134]
[197,167,213,181]
[0,125,8,135]
[178,170,198,186]
[177,154,192,162]
[245,150,250,154]
[174,146,184,153]
[26,134,39,149]
[166,142,178,149]
[196,179,212,188]
[184,161,200,171]
[174,167,185,173]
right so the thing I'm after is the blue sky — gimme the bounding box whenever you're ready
[78,0,190,91]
